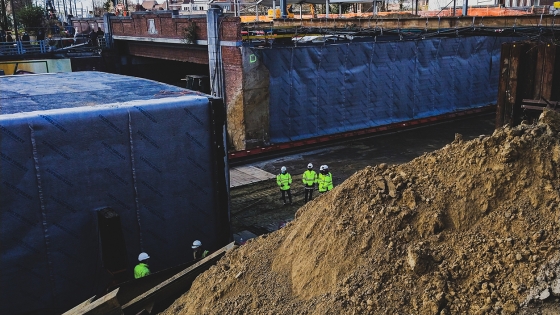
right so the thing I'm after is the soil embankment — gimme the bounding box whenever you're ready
[163,110,560,315]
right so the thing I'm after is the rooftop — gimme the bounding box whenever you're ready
[0,71,208,115]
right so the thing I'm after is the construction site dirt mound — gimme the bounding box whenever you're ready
[162,110,560,315]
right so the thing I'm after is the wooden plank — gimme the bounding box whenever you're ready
[513,43,537,125]
[62,296,96,315]
[521,105,547,111]
[62,288,121,315]
[541,43,556,101]
[496,42,512,128]
[552,47,560,102]
[236,166,275,180]
[533,43,546,100]
[504,43,521,126]
[522,99,548,105]
[230,166,275,188]
[121,242,236,314]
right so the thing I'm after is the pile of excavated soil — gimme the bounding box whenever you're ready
[162,110,560,315]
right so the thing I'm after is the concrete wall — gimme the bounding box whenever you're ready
[241,47,270,148]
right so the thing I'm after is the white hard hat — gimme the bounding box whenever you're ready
[307,163,313,169]
[138,252,150,261]
[281,166,287,173]
[192,240,202,249]
[319,165,326,171]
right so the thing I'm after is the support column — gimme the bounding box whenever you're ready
[103,13,114,48]
[280,0,287,18]
[207,6,225,99]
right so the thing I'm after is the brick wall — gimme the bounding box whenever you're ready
[127,42,209,64]
[223,46,244,150]
[110,13,239,41]
[110,12,248,150]
[71,18,104,34]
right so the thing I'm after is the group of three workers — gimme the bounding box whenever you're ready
[276,163,333,205]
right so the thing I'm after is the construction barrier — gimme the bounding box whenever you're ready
[257,36,517,144]
[0,72,230,315]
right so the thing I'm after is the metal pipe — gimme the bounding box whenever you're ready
[207,6,225,98]
[57,0,62,20]
[452,0,456,16]
[280,0,286,18]
[326,0,329,17]
[462,0,468,16]
[62,0,67,20]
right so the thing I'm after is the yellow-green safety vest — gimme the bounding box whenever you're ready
[302,170,317,187]
[134,263,150,279]
[276,173,292,190]
[318,172,333,193]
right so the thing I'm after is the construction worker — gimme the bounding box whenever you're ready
[302,163,317,203]
[192,240,209,260]
[134,252,151,279]
[318,165,333,193]
[277,166,292,205]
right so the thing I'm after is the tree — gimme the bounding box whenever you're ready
[16,4,44,33]
[0,0,10,30]
[103,0,113,13]
[329,3,352,14]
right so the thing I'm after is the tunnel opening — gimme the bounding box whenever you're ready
[117,56,210,92]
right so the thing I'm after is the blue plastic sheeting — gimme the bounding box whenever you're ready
[258,36,514,143]
[0,73,229,315]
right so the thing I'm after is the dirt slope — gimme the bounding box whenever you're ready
[162,110,560,315]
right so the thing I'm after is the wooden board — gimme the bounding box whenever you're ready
[62,288,121,315]
[230,166,275,188]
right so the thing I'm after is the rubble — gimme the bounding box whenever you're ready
[162,110,560,315]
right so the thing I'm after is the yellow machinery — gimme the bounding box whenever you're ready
[268,8,281,18]
[267,7,294,19]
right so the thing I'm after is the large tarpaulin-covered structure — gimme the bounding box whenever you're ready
[257,36,515,144]
[0,72,230,315]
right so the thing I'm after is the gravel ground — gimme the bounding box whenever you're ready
[231,112,497,236]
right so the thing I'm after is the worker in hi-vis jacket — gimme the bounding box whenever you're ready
[277,166,293,205]
[302,163,317,203]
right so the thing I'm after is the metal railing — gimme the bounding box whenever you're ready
[0,37,108,55]
[0,40,49,55]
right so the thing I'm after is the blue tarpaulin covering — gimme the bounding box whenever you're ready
[0,72,230,315]
[258,36,514,144]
